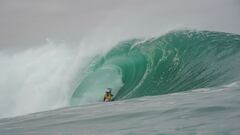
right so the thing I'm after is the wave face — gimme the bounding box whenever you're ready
[71,30,240,104]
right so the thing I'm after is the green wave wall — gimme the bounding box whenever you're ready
[71,30,240,105]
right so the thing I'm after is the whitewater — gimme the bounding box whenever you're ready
[1,0,240,135]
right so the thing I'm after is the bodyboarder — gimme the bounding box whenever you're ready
[103,88,113,102]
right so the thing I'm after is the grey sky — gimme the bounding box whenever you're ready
[1,0,240,51]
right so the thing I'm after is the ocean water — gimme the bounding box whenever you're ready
[0,30,240,134]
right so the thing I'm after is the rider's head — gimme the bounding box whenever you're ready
[107,88,112,93]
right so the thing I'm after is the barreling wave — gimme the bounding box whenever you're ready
[71,30,240,105]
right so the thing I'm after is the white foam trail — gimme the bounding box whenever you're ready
[0,41,73,117]
[0,38,118,118]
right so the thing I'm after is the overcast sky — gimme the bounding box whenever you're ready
[1,0,240,51]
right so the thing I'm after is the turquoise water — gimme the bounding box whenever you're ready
[71,30,240,104]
